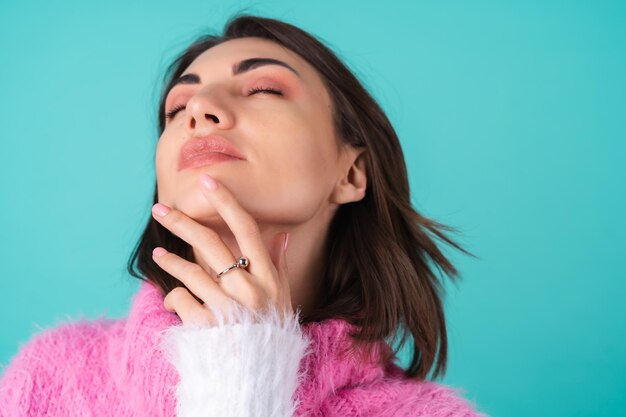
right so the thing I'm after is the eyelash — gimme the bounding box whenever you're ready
[164,86,284,120]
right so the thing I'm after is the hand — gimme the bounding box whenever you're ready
[150,173,292,327]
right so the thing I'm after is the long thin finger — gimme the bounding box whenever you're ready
[164,286,213,326]
[199,174,275,280]
[152,247,231,306]
[151,203,237,277]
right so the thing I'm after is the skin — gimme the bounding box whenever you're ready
[151,37,367,325]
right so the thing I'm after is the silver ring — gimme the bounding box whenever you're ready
[216,256,249,279]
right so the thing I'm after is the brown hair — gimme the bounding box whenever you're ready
[127,13,478,381]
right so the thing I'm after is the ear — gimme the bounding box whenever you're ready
[330,146,368,205]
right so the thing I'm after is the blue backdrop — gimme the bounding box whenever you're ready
[1,1,624,416]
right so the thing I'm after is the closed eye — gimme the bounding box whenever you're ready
[164,87,284,121]
[165,104,186,120]
[246,86,283,96]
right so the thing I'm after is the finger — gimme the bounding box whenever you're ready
[152,247,232,307]
[277,233,292,309]
[199,174,275,280]
[151,203,237,277]
[268,232,285,273]
[268,232,289,292]
[217,273,267,312]
[164,286,213,326]
[267,239,294,321]
[279,233,290,292]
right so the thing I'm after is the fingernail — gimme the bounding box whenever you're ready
[283,232,289,252]
[201,174,218,191]
[153,247,167,257]
[152,203,170,217]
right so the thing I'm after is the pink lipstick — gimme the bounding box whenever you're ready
[178,135,245,171]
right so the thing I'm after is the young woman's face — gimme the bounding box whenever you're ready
[155,37,348,230]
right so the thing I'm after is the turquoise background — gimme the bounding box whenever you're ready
[1,1,624,416]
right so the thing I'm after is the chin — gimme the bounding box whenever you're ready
[173,191,221,222]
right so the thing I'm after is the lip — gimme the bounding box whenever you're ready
[178,135,245,171]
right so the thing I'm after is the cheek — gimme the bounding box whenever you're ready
[291,144,333,177]
[263,107,338,190]
[155,141,167,183]
[263,114,336,175]
[256,131,339,220]
[154,137,177,200]
[264,104,336,169]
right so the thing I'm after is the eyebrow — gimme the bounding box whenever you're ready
[167,57,301,93]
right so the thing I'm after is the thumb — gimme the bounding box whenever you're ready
[268,232,291,318]
[269,232,289,278]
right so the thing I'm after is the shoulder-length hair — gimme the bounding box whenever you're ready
[127,13,478,381]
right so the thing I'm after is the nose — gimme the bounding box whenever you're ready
[185,87,235,133]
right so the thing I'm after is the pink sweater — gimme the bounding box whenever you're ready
[0,281,486,416]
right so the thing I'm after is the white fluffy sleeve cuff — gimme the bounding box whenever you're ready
[160,302,313,417]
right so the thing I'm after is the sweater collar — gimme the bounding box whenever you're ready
[110,280,395,417]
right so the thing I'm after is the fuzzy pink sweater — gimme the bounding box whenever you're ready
[0,281,486,416]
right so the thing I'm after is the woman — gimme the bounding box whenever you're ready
[0,14,487,417]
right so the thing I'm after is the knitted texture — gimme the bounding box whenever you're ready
[0,281,487,417]
[160,300,312,417]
